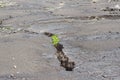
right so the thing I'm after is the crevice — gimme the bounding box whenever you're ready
[44,32,75,71]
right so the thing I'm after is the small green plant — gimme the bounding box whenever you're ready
[51,34,60,46]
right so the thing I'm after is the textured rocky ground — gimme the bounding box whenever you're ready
[0,0,120,80]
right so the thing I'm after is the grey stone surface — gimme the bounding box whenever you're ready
[0,0,120,80]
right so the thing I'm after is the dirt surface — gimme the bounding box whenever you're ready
[0,0,120,80]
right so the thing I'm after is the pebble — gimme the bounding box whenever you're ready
[16,72,20,74]
[108,31,112,33]
[102,75,108,78]
[59,2,65,6]
[114,4,120,9]
[9,74,16,79]
[0,20,2,25]
[13,65,17,69]
[92,0,99,3]
[12,57,15,60]
[22,78,26,80]
[116,32,119,34]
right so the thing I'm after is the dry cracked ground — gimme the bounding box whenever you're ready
[0,0,120,80]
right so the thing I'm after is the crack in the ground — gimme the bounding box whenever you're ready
[44,32,75,71]
[62,32,120,41]
[28,14,120,25]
